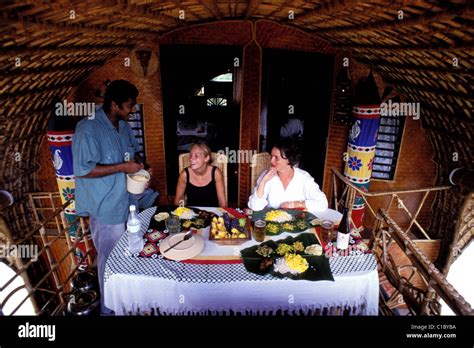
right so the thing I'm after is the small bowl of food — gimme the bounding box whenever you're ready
[127,169,150,194]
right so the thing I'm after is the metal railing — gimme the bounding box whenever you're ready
[331,168,472,315]
[0,193,93,315]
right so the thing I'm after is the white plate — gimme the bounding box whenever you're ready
[159,233,204,261]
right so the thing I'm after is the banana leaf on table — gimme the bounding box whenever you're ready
[240,233,334,281]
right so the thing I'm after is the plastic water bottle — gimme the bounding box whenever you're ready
[127,205,143,254]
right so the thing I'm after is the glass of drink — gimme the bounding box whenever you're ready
[321,220,334,244]
[166,215,181,235]
[253,220,266,242]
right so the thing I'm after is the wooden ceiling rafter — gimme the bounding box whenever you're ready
[0,45,130,58]
[323,19,474,50]
[422,110,473,137]
[350,49,474,72]
[1,18,155,44]
[291,0,380,22]
[1,59,108,78]
[322,26,472,49]
[244,0,261,18]
[168,0,207,21]
[0,67,96,98]
[332,40,474,51]
[19,0,182,32]
[291,0,407,29]
[314,2,472,34]
[376,69,471,94]
[354,56,474,75]
[384,75,473,98]
[262,0,293,20]
[197,0,223,20]
[388,86,473,120]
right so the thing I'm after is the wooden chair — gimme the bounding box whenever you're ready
[250,152,271,192]
[178,152,228,203]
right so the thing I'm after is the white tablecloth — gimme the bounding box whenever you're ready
[104,207,379,315]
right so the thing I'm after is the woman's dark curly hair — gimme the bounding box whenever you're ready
[271,139,301,167]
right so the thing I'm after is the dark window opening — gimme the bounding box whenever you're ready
[127,103,146,163]
[371,113,405,180]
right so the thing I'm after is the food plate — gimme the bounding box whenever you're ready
[173,207,216,230]
[148,207,216,232]
[251,209,316,235]
[209,212,251,245]
[159,232,204,261]
[240,233,334,281]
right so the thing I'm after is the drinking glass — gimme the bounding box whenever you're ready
[253,220,266,242]
[166,215,181,235]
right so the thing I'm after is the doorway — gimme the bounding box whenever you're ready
[260,49,334,186]
[160,45,242,204]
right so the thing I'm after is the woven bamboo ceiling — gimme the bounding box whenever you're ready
[0,0,473,216]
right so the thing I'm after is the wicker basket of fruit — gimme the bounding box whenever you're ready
[209,213,251,245]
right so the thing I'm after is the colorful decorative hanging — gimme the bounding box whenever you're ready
[343,72,381,229]
[47,131,91,267]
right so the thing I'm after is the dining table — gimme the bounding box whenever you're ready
[104,207,379,315]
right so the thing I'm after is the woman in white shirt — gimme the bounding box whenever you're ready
[248,141,328,216]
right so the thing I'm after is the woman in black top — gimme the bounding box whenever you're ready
[174,142,226,207]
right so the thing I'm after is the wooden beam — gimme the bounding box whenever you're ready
[291,0,377,22]
[2,18,158,40]
[264,0,292,19]
[388,79,472,99]
[313,3,473,34]
[197,0,223,20]
[0,68,95,98]
[0,45,129,55]
[244,0,260,18]
[323,15,474,51]
[420,122,473,144]
[0,59,109,77]
[379,209,474,316]
[330,40,474,51]
[353,55,474,76]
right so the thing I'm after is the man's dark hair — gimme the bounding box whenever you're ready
[103,80,139,113]
[272,138,301,167]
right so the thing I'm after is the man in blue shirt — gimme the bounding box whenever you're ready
[72,80,157,314]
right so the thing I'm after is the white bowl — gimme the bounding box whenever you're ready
[127,169,150,194]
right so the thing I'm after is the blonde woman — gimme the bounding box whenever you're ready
[174,142,226,207]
